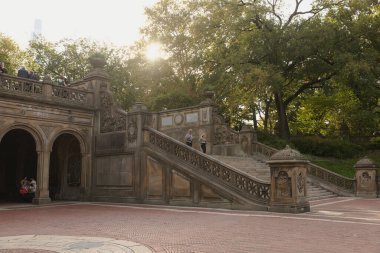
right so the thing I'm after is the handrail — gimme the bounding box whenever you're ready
[0,74,43,95]
[252,142,278,157]
[308,163,355,193]
[252,141,355,193]
[144,127,270,204]
[0,73,93,107]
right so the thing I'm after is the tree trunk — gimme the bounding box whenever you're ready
[263,98,271,132]
[274,91,290,139]
[252,105,258,131]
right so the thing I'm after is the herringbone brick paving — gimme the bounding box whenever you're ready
[0,198,379,253]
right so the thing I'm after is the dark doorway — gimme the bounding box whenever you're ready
[0,129,37,202]
[49,133,82,200]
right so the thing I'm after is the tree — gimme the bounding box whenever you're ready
[27,36,138,109]
[143,0,379,139]
[0,33,26,75]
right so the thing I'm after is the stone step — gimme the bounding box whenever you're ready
[212,154,337,201]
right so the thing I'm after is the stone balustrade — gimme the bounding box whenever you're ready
[0,74,94,108]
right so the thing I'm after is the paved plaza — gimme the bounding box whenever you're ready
[0,197,379,253]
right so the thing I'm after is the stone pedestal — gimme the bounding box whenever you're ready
[267,145,310,213]
[354,157,378,198]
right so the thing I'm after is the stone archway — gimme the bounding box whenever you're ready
[49,133,82,200]
[0,129,38,202]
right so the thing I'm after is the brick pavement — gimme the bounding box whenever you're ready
[0,198,379,253]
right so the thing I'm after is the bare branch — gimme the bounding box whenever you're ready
[266,0,283,26]
[284,72,336,106]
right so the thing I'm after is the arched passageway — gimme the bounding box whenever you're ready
[49,133,82,200]
[0,129,37,202]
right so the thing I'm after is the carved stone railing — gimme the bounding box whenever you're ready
[252,141,355,194]
[144,127,270,205]
[51,85,87,104]
[0,74,43,95]
[252,141,278,157]
[0,74,93,107]
[308,164,355,193]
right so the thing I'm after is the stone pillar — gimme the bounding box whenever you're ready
[80,152,91,200]
[267,145,310,213]
[130,102,149,201]
[354,157,378,198]
[239,125,254,155]
[33,149,51,204]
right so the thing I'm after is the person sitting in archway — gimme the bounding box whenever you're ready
[29,178,37,193]
[19,177,29,196]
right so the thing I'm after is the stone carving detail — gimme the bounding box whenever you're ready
[40,125,55,138]
[100,93,126,133]
[52,86,86,104]
[80,128,89,137]
[174,114,183,125]
[359,171,371,188]
[128,117,137,143]
[297,172,305,195]
[67,154,81,187]
[276,171,291,197]
[202,108,208,122]
[214,126,239,145]
[0,75,43,94]
[146,128,270,204]
[100,93,112,108]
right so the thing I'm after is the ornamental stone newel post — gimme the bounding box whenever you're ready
[354,157,378,198]
[267,145,310,213]
[239,126,254,155]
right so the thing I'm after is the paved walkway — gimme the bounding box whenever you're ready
[0,197,379,253]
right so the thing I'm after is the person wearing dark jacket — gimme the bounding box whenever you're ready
[17,66,29,78]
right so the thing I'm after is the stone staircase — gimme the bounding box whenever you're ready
[212,155,271,182]
[212,154,337,201]
[307,181,337,201]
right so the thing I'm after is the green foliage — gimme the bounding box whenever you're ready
[143,0,380,139]
[27,36,137,109]
[309,157,356,178]
[149,90,197,111]
[256,130,290,150]
[0,33,26,75]
[309,150,380,178]
[291,136,364,158]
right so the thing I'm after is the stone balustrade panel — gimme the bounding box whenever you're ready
[145,128,270,204]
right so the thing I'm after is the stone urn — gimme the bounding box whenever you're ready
[88,53,107,69]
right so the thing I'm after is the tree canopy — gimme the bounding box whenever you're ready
[0,0,378,140]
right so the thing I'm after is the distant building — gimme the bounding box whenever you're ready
[32,19,42,39]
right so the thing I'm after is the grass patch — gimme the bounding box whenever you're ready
[307,150,380,178]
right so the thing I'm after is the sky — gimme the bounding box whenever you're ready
[0,0,313,50]
[0,0,158,49]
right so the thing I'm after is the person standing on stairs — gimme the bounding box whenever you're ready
[199,134,207,153]
[185,129,193,147]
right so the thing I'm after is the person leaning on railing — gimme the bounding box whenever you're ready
[0,62,7,74]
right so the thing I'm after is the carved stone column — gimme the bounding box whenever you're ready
[354,157,378,198]
[33,149,51,204]
[267,145,310,213]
